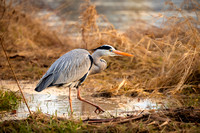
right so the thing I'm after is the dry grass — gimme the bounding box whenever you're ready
[80,1,200,96]
[0,0,74,80]
[1,0,200,97]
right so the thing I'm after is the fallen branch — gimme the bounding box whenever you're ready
[83,107,200,125]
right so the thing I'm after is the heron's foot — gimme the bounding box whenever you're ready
[94,106,105,114]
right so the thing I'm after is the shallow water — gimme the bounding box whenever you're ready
[0,80,168,120]
[18,93,165,118]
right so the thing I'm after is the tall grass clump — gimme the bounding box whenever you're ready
[0,89,21,111]
[126,1,200,95]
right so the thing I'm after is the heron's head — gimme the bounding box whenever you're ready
[93,45,133,57]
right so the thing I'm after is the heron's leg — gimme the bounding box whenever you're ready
[69,87,73,113]
[77,88,105,114]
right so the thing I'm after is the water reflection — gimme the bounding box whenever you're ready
[17,93,166,119]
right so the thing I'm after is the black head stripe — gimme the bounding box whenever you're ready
[93,45,112,51]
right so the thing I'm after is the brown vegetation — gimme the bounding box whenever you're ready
[0,0,200,97]
[0,0,74,80]
[81,1,200,97]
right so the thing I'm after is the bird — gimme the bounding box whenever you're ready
[35,45,133,114]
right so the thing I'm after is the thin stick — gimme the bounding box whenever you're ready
[0,37,32,115]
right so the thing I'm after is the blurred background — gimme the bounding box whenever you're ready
[20,0,194,30]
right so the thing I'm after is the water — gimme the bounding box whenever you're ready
[18,94,165,118]
[0,80,168,120]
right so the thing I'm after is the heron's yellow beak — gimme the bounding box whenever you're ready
[113,50,133,57]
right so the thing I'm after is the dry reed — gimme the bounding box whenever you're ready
[79,0,200,96]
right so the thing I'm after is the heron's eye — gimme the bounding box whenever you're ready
[109,49,112,52]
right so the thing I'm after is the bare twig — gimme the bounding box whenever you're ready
[0,35,32,115]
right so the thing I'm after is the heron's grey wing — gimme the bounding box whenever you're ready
[35,49,92,92]
[53,50,92,86]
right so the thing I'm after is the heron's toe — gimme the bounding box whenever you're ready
[94,107,105,114]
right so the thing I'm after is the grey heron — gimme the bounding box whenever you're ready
[35,45,133,114]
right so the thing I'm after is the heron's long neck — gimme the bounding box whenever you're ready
[90,51,107,75]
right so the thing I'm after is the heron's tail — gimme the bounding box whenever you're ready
[35,74,54,92]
